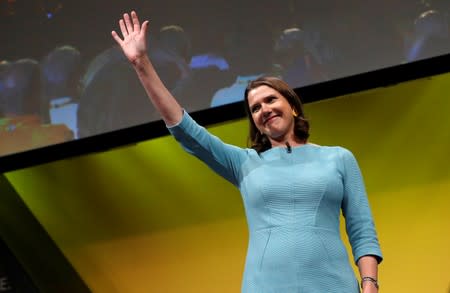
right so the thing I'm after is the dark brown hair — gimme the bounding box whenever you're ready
[244,76,310,153]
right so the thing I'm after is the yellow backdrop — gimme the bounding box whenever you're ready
[5,72,450,292]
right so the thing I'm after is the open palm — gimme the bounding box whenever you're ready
[111,11,149,63]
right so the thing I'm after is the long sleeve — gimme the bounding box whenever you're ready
[339,147,383,264]
[167,111,248,187]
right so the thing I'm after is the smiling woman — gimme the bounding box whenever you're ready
[111,10,382,293]
[244,77,310,152]
[247,85,299,145]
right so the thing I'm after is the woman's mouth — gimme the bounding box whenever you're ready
[264,115,279,125]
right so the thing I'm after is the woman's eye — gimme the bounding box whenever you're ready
[268,96,276,103]
[251,105,260,113]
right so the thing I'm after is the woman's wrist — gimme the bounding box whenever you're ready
[361,276,379,290]
[131,53,150,68]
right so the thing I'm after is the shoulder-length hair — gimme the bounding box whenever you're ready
[243,76,310,153]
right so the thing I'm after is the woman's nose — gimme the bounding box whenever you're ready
[261,104,272,116]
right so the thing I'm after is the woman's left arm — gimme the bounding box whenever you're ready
[338,147,383,291]
[357,255,379,293]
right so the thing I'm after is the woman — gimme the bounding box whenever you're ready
[112,11,382,293]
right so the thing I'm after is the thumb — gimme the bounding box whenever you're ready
[141,20,150,35]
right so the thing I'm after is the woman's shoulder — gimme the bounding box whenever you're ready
[306,143,355,159]
[304,143,344,151]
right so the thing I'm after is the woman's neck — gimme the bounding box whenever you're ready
[269,135,306,148]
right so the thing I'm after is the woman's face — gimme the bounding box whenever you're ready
[247,85,295,144]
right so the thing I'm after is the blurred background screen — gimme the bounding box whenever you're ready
[1,0,449,157]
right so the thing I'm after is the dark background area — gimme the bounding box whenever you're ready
[1,0,449,167]
[3,0,447,75]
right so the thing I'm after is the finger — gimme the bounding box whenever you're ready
[141,20,149,36]
[119,19,128,37]
[124,13,134,34]
[111,31,123,45]
[131,11,141,32]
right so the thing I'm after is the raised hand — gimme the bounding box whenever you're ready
[110,10,183,125]
[111,11,149,64]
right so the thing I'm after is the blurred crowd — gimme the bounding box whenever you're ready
[0,0,449,155]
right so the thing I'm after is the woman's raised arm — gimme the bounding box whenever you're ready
[111,11,183,126]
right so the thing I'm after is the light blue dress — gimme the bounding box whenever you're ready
[168,112,382,293]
